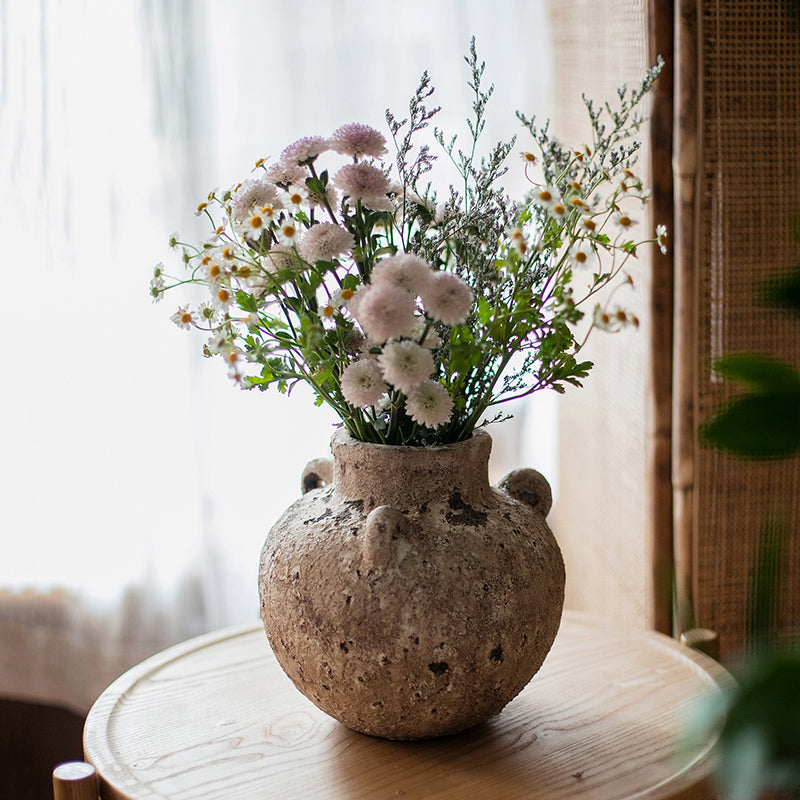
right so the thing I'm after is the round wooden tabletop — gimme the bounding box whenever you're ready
[84,611,731,800]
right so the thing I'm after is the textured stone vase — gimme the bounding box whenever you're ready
[258,429,565,740]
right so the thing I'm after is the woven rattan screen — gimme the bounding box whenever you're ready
[547,0,662,631]
[675,0,800,657]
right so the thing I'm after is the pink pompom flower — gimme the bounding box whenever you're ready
[370,254,432,296]
[328,123,388,159]
[404,381,454,428]
[378,340,434,393]
[340,359,388,408]
[352,283,417,342]
[420,271,473,325]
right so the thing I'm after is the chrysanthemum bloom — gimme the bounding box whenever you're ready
[371,254,432,296]
[264,246,298,274]
[353,284,417,342]
[411,320,442,350]
[170,305,195,330]
[343,328,366,355]
[360,193,395,212]
[307,183,339,212]
[420,271,473,326]
[340,359,389,407]
[405,380,454,429]
[298,222,354,263]
[279,135,330,166]
[265,161,307,187]
[378,340,434,393]
[231,178,281,221]
[328,123,388,159]
[334,163,390,203]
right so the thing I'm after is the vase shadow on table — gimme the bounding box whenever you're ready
[323,691,699,800]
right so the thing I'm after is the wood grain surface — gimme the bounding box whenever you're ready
[83,612,732,800]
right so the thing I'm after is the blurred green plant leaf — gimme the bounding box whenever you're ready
[701,393,800,457]
[716,652,800,800]
[714,354,800,394]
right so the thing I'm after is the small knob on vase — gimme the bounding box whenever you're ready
[496,468,553,517]
[301,457,333,494]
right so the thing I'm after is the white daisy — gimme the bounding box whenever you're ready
[210,284,234,311]
[284,183,309,209]
[568,241,594,269]
[656,224,668,254]
[277,218,300,246]
[170,305,196,330]
[614,211,638,229]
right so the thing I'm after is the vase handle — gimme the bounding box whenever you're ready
[364,505,408,570]
[301,457,334,494]
[496,468,553,517]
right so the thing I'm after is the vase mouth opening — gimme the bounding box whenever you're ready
[330,427,492,452]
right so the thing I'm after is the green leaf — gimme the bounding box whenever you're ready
[714,354,800,394]
[476,297,492,325]
[716,652,800,800]
[701,394,800,457]
[235,290,258,313]
[763,268,800,316]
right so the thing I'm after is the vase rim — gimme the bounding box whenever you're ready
[330,427,491,452]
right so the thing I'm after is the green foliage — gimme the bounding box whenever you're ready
[714,651,800,800]
[154,41,664,446]
[698,219,800,800]
[701,355,800,457]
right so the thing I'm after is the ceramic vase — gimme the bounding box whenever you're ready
[258,429,565,740]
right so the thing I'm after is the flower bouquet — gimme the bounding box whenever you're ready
[152,42,667,740]
[152,41,665,447]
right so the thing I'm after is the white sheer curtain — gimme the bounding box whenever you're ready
[0,0,553,712]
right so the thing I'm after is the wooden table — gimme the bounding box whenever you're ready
[83,612,731,799]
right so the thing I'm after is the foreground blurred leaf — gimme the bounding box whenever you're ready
[714,354,800,393]
[701,393,800,457]
[716,653,800,800]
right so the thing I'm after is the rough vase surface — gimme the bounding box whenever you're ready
[258,429,565,740]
